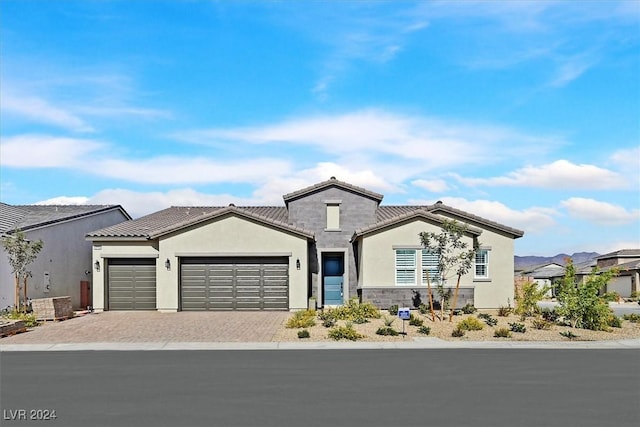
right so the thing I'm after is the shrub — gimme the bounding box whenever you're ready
[328,323,364,341]
[286,310,316,328]
[628,291,639,301]
[601,291,620,302]
[559,330,579,340]
[509,322,526,333]
[555,259,616,330]
[418,304,430,315]
[376,326,399,336]
[451,327,465,337]
[332,298,381,320]
[477,312,491,320]
[352,316,369,324]
[607,316,622,328]
[622,313,640,323]
[382,315,395,327]
[541,308,559,323]
[457,317,484,331]
[478,312,497,326]
[532,319,552,330]
[322,318,336,328]
[409,314,424,326]
[417,326,431,335]
[388,304,399,315]
[497,306,512,317]
[3,310,39,327]
[297,329,310,339]
[494,328,511,338]
[515,280,548,319]
[461,304,477,314]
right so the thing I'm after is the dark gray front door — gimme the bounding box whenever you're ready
[322,254,344,306]
[107,259,156,310]
[180,257,289,310]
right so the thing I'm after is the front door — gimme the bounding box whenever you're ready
[322,254,344,306]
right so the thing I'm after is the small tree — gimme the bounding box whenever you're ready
[555,258,616,330]
[420,219,479,322]
[514,280,549,320]
[1,230,43,311]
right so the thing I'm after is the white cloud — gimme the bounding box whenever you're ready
[411,196,558,233]
[2,93,94,132]
[549,54,597,87]
[412,179,450,193]
[560,198,640,225]
[35,196,90,205]
[455,160,627,190]
[610,146,640,172]
[0,134,104,167]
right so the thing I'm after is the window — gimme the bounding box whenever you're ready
[326,203,340,230]
[421,250,440,284]
[475,249,489,278]
[395,249,416,285]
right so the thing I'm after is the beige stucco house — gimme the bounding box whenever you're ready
[87,178,524,312]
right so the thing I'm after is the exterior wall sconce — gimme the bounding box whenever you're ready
[94,260,100,272]
[296,258,300,270]
[165,258,171,270]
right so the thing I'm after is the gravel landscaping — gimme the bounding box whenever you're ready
[273,309,640,342]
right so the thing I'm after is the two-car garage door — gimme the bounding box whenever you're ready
[180,257,289,310]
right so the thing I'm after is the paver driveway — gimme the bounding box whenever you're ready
[0,311,290,344]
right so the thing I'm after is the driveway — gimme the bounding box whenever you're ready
[0,311,289,344]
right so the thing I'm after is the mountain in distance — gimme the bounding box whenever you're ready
[514,252,600,269]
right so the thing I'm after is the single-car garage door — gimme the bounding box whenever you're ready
[107,259,157,310]
[180,257,289,310]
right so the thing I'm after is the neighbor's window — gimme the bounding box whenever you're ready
[475,249,489,278]
[421,249,440,284]
[326,203,340,230]
[395,249,416,285]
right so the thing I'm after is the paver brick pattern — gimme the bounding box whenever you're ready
[0,311,289,344]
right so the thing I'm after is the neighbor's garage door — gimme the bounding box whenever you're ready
[107,259,157,310]
[180,257,289,310]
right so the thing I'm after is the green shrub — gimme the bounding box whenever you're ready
[388,304,399,315]
[515,280,548,319]
[461,304,477,314]
[286,309,316,328]
[477,312,491,320]
[541,308,559,322]
[382,315,395,327]
[494,328,511,338]
[601,291,620,302]
[451,327,465,337]
[457,317,484,331]
[629,291,639,301]
[607,316,623,328]
[408,314,423,326]
[352,316,368,324]
[4,310,39,327]
[332,298,381,320]
[376,326,399,336]
[418,304,430,315]
[497,306,512,317]
[297,329,310,339]
[322,318,336,328]
[559,330,579,340]
[509,322,526,333]
[622,313,640,323]
[532,319,552,330]
[328,323,364,341]
[417,326,431,335]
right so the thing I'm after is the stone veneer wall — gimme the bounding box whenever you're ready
[360,287,474,310]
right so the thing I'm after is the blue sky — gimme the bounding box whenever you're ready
[1,1,638,256]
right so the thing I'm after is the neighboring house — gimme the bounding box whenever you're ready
[518,262,565,297]
[87,178,524,312]
[595,249,640,298]
[0,203,131,310]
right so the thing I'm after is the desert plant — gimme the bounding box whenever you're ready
[532,318,552,330]
[297,329,310,339]
[622,313,640,323]
[376,326,399,336]
[352,316,369,324]
[494,328,511,338]
[601,291,620,302]
[409,314,424,326]
[382,315,395,327]
[497,306,512,317]
[328,323,364,341]
[461,304,477,314]
[388,304,399,315]
[541,307,559,323]
[322,317,336,328]
[477,312,491,320]
[332,298,381,320]
[509,322,526,333]
[478,312,497,326]
[417,326,431,335]
[4,309,39,327]
[607,316,622,328]
[451,327,465,337]
[286,309,316,328]
[559,330,579,340]
[515,280,548,320]
[628,291,639,301]
[556,259,617,330]
[418,304,430,315]
[457,317,484,331]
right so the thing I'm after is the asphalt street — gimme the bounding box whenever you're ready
[1,349,638,427]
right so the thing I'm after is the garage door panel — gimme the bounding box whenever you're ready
[107,261,157,311]
[180,258,289,311]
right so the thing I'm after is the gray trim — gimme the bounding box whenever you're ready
[473,279,492,283]
[101,254,159,259]
[323,200,342,204]
[175,252,292,257]
[392,245,423,250]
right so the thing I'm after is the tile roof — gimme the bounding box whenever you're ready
[0,203,129,234]
[597,249,640,259]
[283,177,384,204]
[87,206,312,240]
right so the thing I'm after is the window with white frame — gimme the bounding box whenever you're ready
[475,249,489,278]
[395,249,417,285]
[326,203,340,230]
[421,249,440,284]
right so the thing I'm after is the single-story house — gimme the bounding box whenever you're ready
[518,262,565,297]
[87,178,524,312]
[596,249,640,298]
[0,203,131,310]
